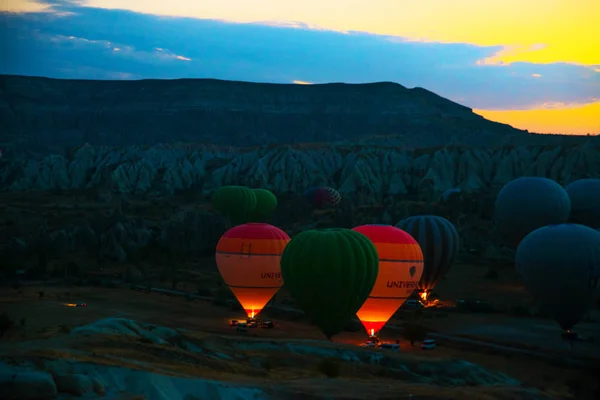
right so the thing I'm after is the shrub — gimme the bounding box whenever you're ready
[402,322,428,346]
[261,359,275,371]
[317,357,341,378]
[483,268,499,280]
[509,305,531,317]
[0,313,15,337]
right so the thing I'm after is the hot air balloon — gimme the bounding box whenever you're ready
[215,223,290,319]
[250,189,278,222]
[566,179,600,229]
[396,215,459,301]
[516,224,600,335]
[280,228,378,339]
[304,186,341,209]
[494,177,571,247]
[440,188,462,203]
[352,225,424,338]
[211,186,257,225]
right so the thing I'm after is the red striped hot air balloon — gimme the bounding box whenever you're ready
[215,223,290,319]
[352,224,424,337]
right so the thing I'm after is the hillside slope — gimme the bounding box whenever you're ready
[0,75,528,154]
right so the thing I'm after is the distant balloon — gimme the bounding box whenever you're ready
[566,179,600,229]
[495,177,571,247]
[441,188,462,203]
[304,186,341,209]
[250,189,278,222]
[516,224,600,332]
[211,186,257,225]
[280,228,378,339]
[215,223,290,319]
[396,215,460,300]
[352,225,424,337]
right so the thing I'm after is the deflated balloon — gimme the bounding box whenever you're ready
[304,186,341,209]
[280,228,378,339]
[566,179,600,229]
[352,225,424,337]
[215,223,290,318]
[396,215,459,299]
[495,177,571,247]
[211,186,257,225]
[516,224,600,332]
[250,189,278,222]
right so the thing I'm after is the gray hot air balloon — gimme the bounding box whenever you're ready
[516,224,600,333]
[566,178,600,229]
[396,215,460,300]
[494,177,571,247]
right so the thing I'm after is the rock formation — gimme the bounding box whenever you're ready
[1,142,598,196]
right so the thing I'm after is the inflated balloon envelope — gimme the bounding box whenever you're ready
[215,223,290,319]
[280,228,379,340]
[396,215,459,301]
[352,224,424,337]
[516,223,600,334]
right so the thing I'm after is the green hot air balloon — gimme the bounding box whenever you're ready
[250,189,278,222]
[495,177,571,247]
[211,186,257,225]
[516,224,600,334]
[280,228,379,339]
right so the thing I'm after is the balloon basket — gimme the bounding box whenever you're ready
[228,317,278,330]
[561,330,591,342]
[561,331,578,341]
[359,335,380,347]
[367,335,380,343]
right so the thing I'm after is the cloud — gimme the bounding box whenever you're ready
[1,3,599,110]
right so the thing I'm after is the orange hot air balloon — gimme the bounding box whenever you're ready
[215,223,290,319]
[352,224,424,337]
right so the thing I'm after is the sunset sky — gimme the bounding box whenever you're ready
[1,0,598,134]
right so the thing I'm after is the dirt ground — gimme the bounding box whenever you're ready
[0,285,595,399]
[2,192,599,398]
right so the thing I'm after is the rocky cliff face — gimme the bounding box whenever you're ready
[0,74,532,154]
[1,142,597,265]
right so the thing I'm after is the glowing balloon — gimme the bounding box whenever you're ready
[215,223,290,318]
[352,225,424,337]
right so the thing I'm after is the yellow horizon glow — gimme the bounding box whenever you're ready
[4,0,599,134]
[293,80,313,85]
[4,0,598,65]
[2,0,52,12]
[475,102,600,135]
[75,0,600,66]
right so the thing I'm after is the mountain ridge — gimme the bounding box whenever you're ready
[0,74,529,155]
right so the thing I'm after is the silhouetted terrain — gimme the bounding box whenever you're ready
[0,74,535,155]
[1,76,600,400]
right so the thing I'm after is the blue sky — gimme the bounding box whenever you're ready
[1,1,599,133]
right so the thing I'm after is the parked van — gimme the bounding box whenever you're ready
[379,343,400,352]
